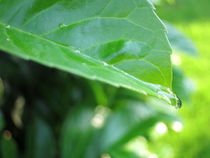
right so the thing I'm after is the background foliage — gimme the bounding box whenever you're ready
[151,0,210,157]
[0,0,209,158]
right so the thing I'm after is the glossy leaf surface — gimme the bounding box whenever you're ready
[0,0,178,105]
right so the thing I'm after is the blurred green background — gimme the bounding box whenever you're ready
[0,0,210,158]
[151,0,210,157]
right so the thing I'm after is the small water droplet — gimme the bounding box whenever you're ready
[74,50,80,53]
[102,62,108,66]
[91,75,97,80]
[6,25,11,29]
[6,38,10,41]
[156,86,182,108]
[48,63,54,68]
[59,23,67,28]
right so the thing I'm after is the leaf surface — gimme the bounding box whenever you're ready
[0,0,178,105]
[0,134,18,158]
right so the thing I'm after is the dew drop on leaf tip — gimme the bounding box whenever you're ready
[170,95,182,109]
[157,86,182,109]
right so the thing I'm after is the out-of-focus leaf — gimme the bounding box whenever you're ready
[172,67,194,102]
[61,106,96,158]
[25,116,56,158]
[165,22,198,56]
[109,149,141,158]
[0,0,179,105]
[60,101,176,158]
[88,81,108,106]
[100,101,157,151]
[99,99,178,152]
[0,77,3,102]
[0,111,4,131]
[0,133,18,158]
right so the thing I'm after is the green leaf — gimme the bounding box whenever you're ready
[0,0,178,105]
[0,111,4,131]
[0,133,18,158]
[60,99,179,158]
[60,106,96,158]
[0,78,3,103]
[99,100,173,151]
[88,80,108,106]
[25,116,56,158]
[165,22,198,56]
[87,98,178,155]
[109,149,141,158]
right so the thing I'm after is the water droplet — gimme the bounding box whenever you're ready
[156,86,181,108]
[102,62,108,66]
[74,50,80,53]
[48,63,54,68]
[6,25,11,29]
[6,38,10,41]
[59,23,67,28]
[92,75,97,80]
